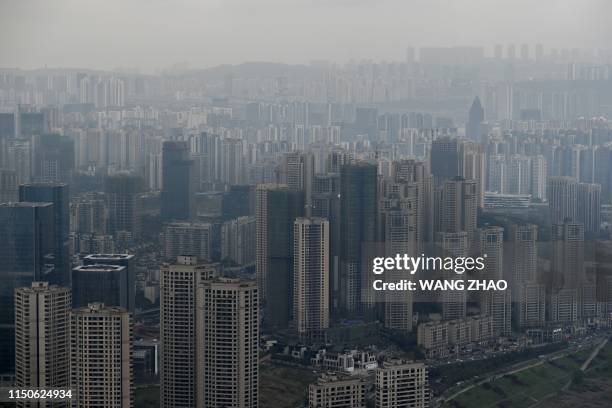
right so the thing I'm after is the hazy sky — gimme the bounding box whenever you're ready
[1,0,610,72]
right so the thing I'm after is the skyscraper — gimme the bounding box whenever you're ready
[82,253,136,312]
[162,141,194,221]
[339,163,378,314]
[375,360,429,408]
[577,182,601,234]
[14,282,71,404]
[466,97,484,142]
[255,184,304,328]
[72,264,131,312]
[0,168,18,203]
[71,303,132,408]
[196,278,259,408]
[430,137,462,187]
[105,173,142,239]
[547,177,578,225]
[479,226,511,335]
[160,256,219,408]
[435,177,478,247]
[293,217,330,339]
[19,182,71,286]
[0,202,54,373]
[439,232,468,321]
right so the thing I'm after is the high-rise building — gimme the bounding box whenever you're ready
[0,168,18,203]
[551,222,585,290]
[479,226,511,335]
[72,263,131,312]
[375,360,429,408]
[279,152,315,215]
[20,182,71,286]
[160,256,219,408]
[510,224,538,285]
[255,184,303,328]
[309,374,366,408]
[105,173,142,239]
[33,134,74,183]
[82,253,135,312]
[221,216,256,266]
[14,282,71,405]
[220,138,244,186]
[0,202,55,373]
[577,182,601,234]
[71,303,132,408]
[0,112,15,139]
[162,141,194,221]
[439,232,468,321]
[548,177,578,225]
[466,97,484,142]
[339,163,378,313]
[162,222,213,262]
[530,155,548,201]
[435,177,478,246]
[196,278,259,408]
[293,217,330,338]
[430,137,462,187]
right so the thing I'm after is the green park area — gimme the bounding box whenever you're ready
[444,341,612,408]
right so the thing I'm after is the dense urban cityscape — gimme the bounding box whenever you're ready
[2,1,612,407]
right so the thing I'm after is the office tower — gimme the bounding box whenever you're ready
[339,163,378,313]
[309,374,366,408]
[577,183,601,234]
[160,256,218,408]
[279,151,315,216]
[439,232,468,321]
[530,155,547,201]
[14,282,71,406]
[221,216,256,266]
[20,182,71,286]
[72,264,129,310]
[293,217,330,339]
[479,226,511,335]
[375,361,429,408]
[196,278,259,408]
[466,97,484,142]
[71,303,132,408]
[430,137,462,187]
[435,177,478,246]
[547,177,578,224]
[0,168,17,203]
[0,202,54,373]
[162,222,213,262]
[72,254,134,314]
[506,155,531,195]
[221,185,255,221]
[105,173,142,239]
[33,134,74,183]
[255,184,303,328]
[162,141,194,221]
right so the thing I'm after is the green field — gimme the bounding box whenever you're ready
[260,363,318,408]
[445,349,593,408]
